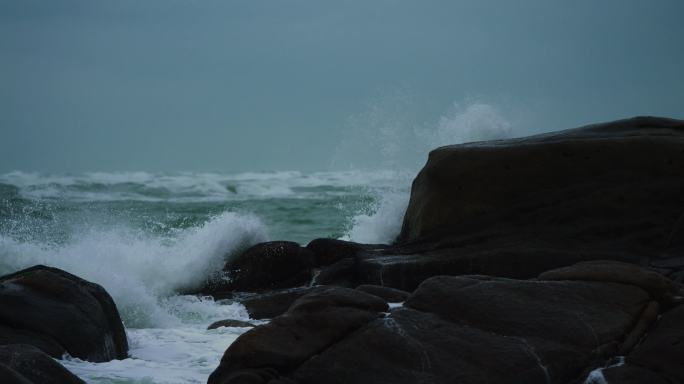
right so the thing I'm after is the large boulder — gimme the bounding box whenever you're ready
[0,344,84,384]
[0,265,128,362]
[397,116,684,261]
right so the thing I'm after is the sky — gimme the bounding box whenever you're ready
[1,0,683,173]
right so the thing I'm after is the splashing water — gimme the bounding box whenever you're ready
[0,211,266,328]
[344,100,514,244]
[0,99,514,382]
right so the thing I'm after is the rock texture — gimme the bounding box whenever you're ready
[209,270,675,384]
[0,265,128,362]
[208,287,387,384]
[0,344,84,384]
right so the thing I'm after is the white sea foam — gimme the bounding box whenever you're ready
[344,101,513,244]
[61,324,250,384]
[0,211,267,328]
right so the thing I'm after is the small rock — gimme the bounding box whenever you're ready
[207,319,255,330]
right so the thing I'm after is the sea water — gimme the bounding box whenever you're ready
[0,170,411,383]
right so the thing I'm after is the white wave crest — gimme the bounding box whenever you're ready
[0,211,267,328]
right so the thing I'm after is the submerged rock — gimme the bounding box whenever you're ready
[0,344,84,384]
[0,265,128,362]
[207,319,255,330]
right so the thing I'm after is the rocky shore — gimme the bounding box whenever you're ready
[2,116,684,383]
[206,116,684,384]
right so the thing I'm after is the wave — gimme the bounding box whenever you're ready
[0,211,267,328]
[344,101,514,244]
[0,170,404,203]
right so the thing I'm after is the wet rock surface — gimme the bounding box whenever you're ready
[0,344,85,384]
[0,265,128,362]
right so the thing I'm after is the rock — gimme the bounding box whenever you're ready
[0,363,33,384]
[239,286,324,320]
[209,275,657,384]
[405,276,648,354]
[224,241,314,291]
[293,307,551,384]
[397,116,684,260]
[598,365,671,384]
[208,287,387,384]
[0,344,85,384]
[626,304,684,382]
[0,265,128,362]
[311,258,356,287]
[355,284,409,302]
[306,238,364,266]
[306,238,386,267]
[207,319,255,330]
[539,260,681,305]
[354,247,635,292]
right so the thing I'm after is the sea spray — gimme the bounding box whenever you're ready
[0,211,266,328]
[344,101,514,244]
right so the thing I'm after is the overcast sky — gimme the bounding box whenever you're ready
[1,0,683,173]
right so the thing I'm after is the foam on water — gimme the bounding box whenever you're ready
[0,211,267,328]
[61,323,250,384]
[0,169,403,203]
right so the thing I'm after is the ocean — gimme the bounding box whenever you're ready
[0,169,411,383]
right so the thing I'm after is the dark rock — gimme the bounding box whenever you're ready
[293,307,552,384]
[0,363,32,384]
[224,241,314,291]
[539,260,681,305]
[306,238,386,267]
[208,287,386,384]
[207,319,255,330]
[0,265,128,362]
[355,284,409,302]
[626,304,684,382]
[0,344,85,384]
[598,365,671,384]
[354,247,638,292]
[397,116,684,261]
[405,276,648,353]
[311,258,356,287]
[239,286,324,320]
[306,238,364,266]
[209,275,657,384]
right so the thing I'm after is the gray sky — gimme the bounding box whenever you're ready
[1,0,683,173]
